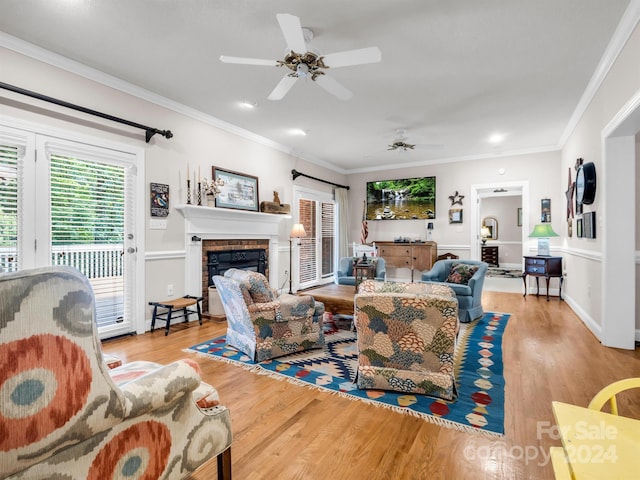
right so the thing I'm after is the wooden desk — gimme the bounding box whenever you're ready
[552,401,640,479]
[522,255,563,301]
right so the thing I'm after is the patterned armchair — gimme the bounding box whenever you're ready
[0,266,232,480]
[354,280,459,400]
[213,268,325,362]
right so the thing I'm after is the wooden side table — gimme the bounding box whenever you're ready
[522,256,563,301]
[353,262,375,291]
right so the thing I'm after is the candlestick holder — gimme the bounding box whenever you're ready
[186,179,192,204]
[197,182,202,205]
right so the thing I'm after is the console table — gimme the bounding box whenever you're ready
[522,255,563,301]
[376,241,437,282]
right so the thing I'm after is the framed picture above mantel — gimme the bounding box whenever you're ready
[213,167,259,211]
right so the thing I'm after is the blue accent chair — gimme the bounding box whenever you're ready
[336,257,386,286]
[421,259,488,323]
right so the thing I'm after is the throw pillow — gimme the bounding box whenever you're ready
[445,262,479,285]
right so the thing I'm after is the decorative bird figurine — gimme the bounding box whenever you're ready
[448,191,464,206]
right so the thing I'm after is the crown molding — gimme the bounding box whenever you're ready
[0,31,349,174]
[558,0,640,146]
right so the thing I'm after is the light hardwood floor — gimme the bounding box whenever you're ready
[102,291,640,480]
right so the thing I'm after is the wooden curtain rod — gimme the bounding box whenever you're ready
[291,169,350,190]
[0,81,173,143]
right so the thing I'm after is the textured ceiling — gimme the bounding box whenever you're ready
[0,0,632,173]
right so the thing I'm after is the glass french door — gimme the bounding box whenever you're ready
[295,188,336,290]
[0,126,142,338]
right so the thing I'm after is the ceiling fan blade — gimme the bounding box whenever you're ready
[415,143,445,149]
[314,75,353,100]
[219,55,279,66]
[276,13,306,53]
[268,75,298,101]
[322,47,382,68]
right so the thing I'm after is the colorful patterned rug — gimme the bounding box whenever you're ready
[186,312,510,437]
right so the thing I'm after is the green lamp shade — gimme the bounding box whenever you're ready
[528,224,559,238]
[529,224,558,256]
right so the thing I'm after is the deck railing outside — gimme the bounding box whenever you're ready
[0,244,125,327]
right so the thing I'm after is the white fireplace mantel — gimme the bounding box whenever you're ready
[176,205,291,294]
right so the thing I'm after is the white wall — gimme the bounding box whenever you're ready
[561,20,640,339]
[346,151,561,260]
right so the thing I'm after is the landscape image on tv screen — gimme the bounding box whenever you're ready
[366,176,436,220]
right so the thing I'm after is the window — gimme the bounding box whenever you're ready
[0,144,19,272]
[296,188,336,289]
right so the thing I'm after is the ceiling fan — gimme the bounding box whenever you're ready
[220,13,381,101]
[387,129,443,151]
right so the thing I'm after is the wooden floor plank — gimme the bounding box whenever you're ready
[102,290,640,480]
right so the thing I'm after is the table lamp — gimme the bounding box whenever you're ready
[529,223,559,256]
[289,223,307,294]
[480,226,491,245]
[426,221,434,241]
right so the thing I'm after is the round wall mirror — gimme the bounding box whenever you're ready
[482,217,498,240]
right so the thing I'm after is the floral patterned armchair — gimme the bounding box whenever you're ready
[213,268,325,362]
[0,266,232,480]
[354,280,459,400]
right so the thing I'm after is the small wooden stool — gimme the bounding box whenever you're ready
[149,295,203,336]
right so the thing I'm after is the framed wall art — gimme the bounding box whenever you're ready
[150,182,169,217]
[449,208,463,224]
[576,218,583,238]
[541,198,551,223]
[583,211,596,239]
[213,167,259,211]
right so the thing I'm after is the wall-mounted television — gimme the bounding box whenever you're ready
[366,176,436,220]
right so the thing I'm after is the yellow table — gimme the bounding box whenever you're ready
[551,401,640,479]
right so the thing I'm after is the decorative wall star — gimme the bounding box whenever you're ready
[565,167,574,220]
[448,191,464,206]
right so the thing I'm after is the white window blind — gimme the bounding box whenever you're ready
[321,201,335,278]
[49,153,126,325]
[299,198,317,284]
[0,144,19,272]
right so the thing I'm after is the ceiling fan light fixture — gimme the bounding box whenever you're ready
[296,63,310,78]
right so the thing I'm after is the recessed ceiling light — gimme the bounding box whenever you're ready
[290,128,308,136]
[239,100,257,109]
[489,133,504,144]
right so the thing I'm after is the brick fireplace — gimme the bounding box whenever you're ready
[177,205,289,316]
[200,239,269,312]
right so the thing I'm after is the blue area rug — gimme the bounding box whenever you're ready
[186,311,510,436]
